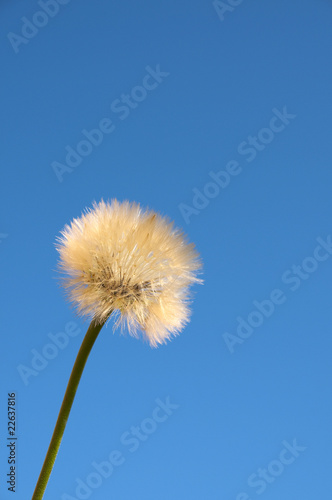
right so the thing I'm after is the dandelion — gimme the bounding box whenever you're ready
[31,199,202,499]
[57,199,202,346]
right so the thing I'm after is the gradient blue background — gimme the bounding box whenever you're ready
[1,1,332,499]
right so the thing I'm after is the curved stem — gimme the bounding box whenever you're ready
[31,316,109,500]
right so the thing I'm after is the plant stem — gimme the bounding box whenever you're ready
[31,316,109,500]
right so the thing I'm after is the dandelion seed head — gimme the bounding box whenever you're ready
[56,199,202,346]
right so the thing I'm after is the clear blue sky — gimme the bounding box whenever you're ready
[1,1,332,499]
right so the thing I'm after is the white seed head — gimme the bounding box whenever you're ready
[56,199,202,346]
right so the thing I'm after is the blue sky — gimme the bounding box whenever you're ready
[1,1,332,499]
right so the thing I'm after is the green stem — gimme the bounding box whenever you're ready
[31,316,109,500]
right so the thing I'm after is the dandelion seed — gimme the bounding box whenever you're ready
[56,199,202,346]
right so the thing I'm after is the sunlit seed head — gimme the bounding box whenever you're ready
[56,199,203,347]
